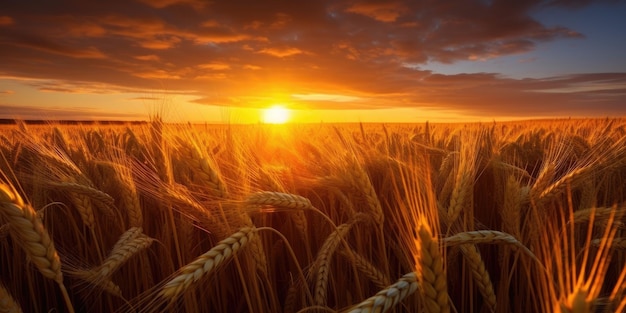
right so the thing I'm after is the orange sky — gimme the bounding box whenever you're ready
[1,0,625,123]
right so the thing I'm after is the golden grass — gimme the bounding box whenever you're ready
[0,118,625,312]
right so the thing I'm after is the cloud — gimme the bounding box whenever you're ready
[135,54,161,61]
[345,2,407,22]
[257,47,306,58]
[0,0,623,119]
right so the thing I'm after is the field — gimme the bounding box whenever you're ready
[1,118,625,313]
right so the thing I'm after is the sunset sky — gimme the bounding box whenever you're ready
[1,0,625,123]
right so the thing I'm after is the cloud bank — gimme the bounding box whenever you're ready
[0,0,624,119]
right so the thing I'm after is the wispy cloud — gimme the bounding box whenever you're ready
[257,47,306,58]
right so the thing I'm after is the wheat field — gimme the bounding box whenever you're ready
[1,118,625,312]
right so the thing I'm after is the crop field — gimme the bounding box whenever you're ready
[1,118,625,312]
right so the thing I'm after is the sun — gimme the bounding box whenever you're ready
[262,105,291,124]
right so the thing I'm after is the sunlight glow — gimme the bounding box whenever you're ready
[262,105,291,124]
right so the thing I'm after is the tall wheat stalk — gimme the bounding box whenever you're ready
[0,183,74,313]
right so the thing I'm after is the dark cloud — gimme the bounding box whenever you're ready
[0,0,624,119]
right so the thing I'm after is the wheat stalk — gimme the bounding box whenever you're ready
[68,191,96,229]
[444,230,542,266]
[0,183,74,313]
[448,170,471,224]
[177,139,228,198]
[159,227,255,300]
[51,181,115,209]
[459,244,496,312]
[313,221,356,307]
[110,164,143,227]
[345,158,384,229]
[416,222,450,313]
[538,166,589,202]
[97,232,154,278]
[71,174,143,279]
[530,163,555,199]
[343,272,419,313]
[501,175,522,238]
[573,206,626,225]
[246,191,314,211]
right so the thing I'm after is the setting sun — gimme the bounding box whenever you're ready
[262,105,291,124]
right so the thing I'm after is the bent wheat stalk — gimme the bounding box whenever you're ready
[159,227,256,301]
[0,183,74,313]
[444,230,545,271]
[343,272,419,313]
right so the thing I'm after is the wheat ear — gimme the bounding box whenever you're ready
[68,191,96,229]
[530,163,555,199]
[97,232,154,278]
[346,158,384,228]
[448,170,471,224]
[159,227,255,300]
[343,272,419,313]
[113,167,143,227]
[501,175,522,238]
[459,244,496,312]
[246,191,314,211]
[416,222,450,313]
[573,206,626,225]
[444,230,543,268]
[538,166,589,202]
[0,183,74,313]
[52,181,115,210]
[178,141,228,197]
[313,223,351,307]
[313,214,366,307]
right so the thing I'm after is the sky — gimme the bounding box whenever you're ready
[1,0,625,123]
